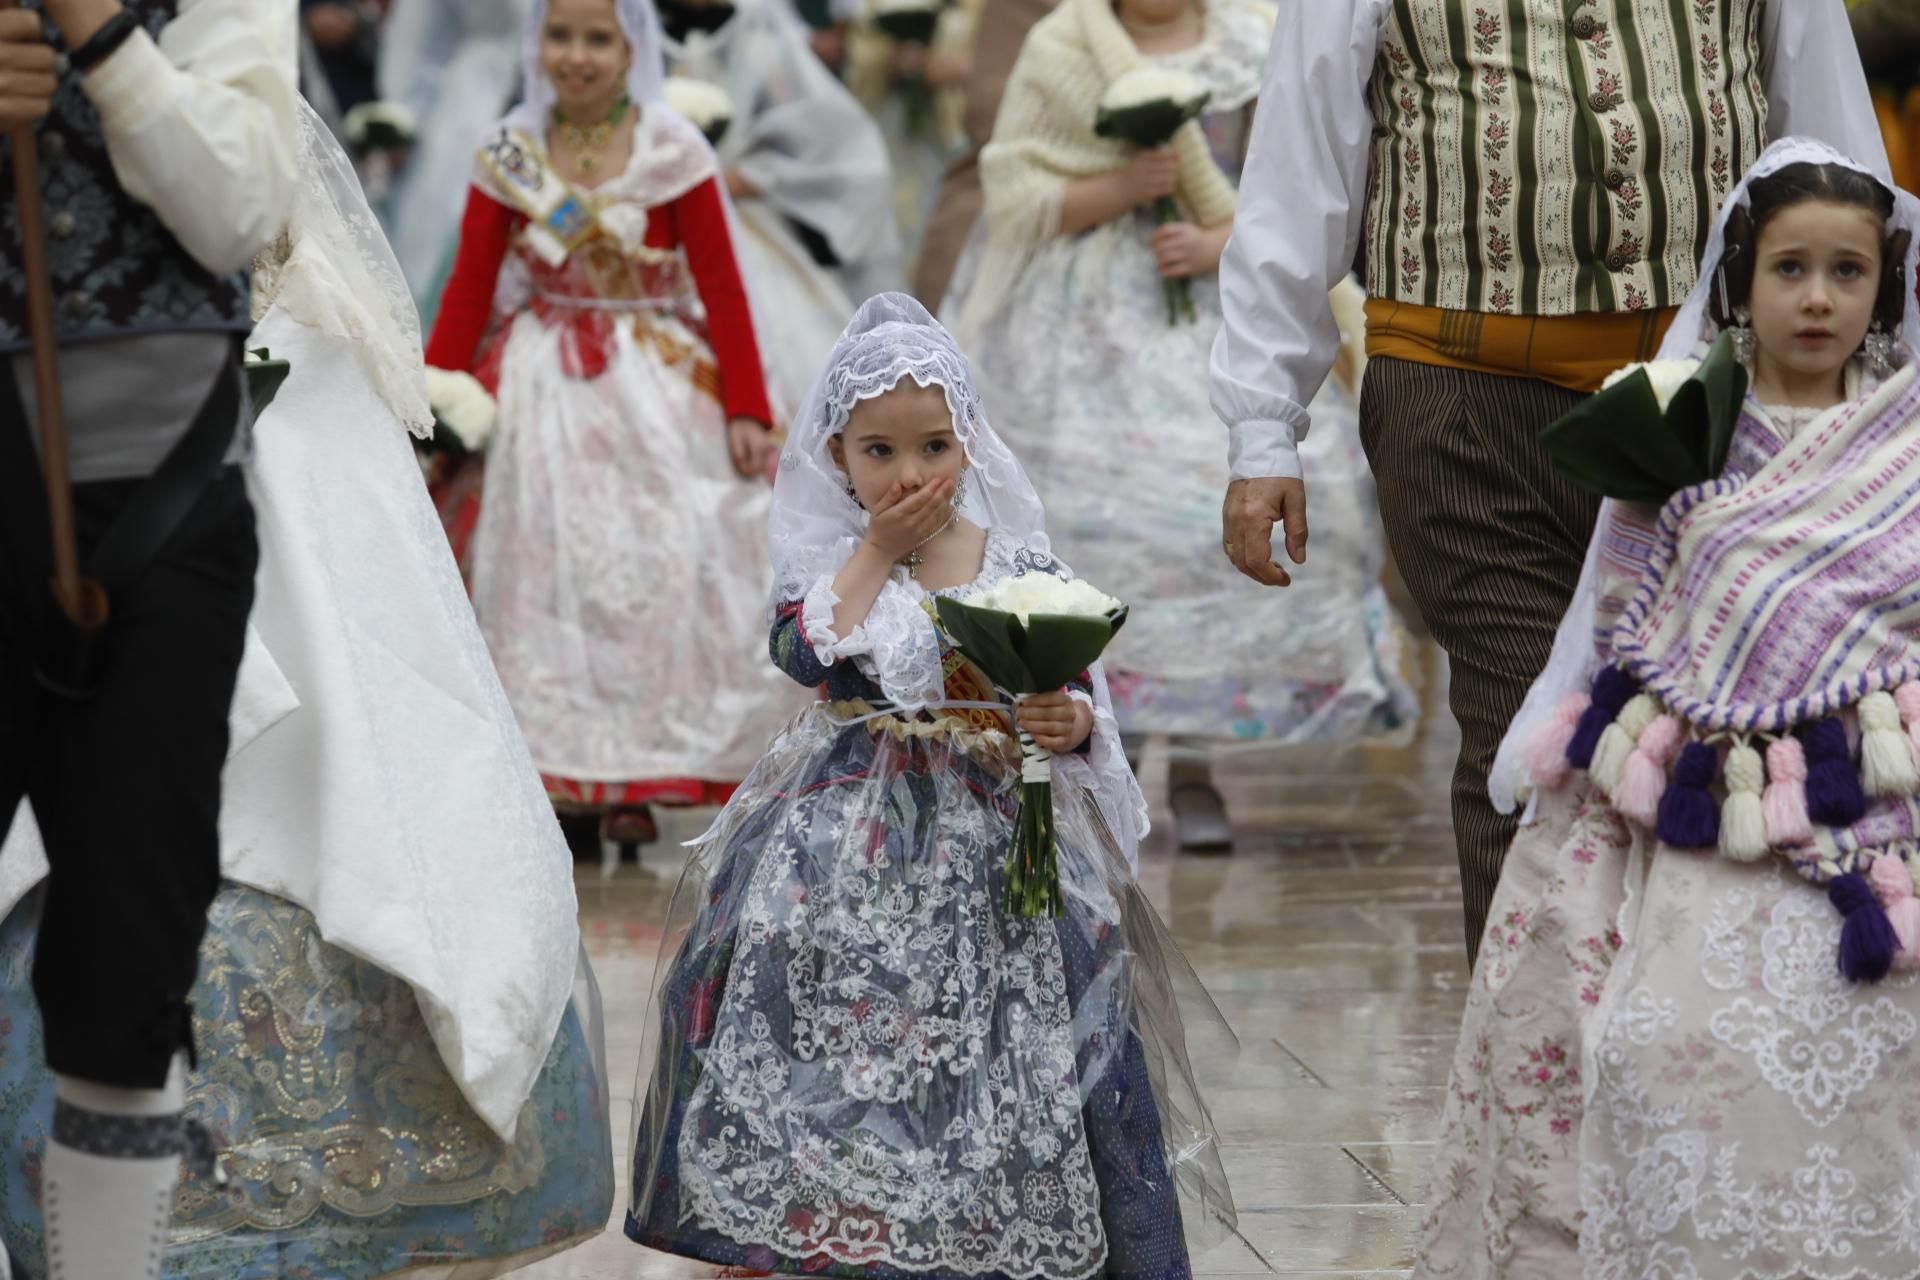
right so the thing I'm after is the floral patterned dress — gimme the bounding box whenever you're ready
[0,885,613,1279]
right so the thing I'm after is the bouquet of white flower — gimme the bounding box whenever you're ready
[934,574,1128,917]
[423,367,499,456]
[344,101,418,154]
[663,76,734,146]
[873,0,942,136]
[1539,329,1748,503]
[1095,66,1211,326]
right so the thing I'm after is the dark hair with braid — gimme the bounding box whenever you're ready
[1708,163,1910,339]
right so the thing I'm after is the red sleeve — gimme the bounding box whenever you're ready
[424,186,518,374]
[668,177,775,428]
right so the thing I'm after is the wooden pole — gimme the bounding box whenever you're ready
[6,1,105,628]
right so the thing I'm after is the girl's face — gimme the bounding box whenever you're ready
[542,0,631,116]
[829,382,968,511]
[1748,199,1885,394]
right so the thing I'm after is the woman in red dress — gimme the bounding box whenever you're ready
[426,0,808,850]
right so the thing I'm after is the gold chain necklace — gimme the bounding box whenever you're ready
[554,95,629,176]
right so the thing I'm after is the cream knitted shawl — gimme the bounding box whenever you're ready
[957,0,1268,335]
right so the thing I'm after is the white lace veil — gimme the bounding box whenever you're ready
[508,0,668,136]
[1489,137,1920,815]
[772,293,1151,854]
[252,99,433,435]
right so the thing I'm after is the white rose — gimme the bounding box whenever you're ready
[424,367,498,453]
[1600,357,1700,412]
[1098,66,1208,114]
[965,574,1121,624]
[662,76,735,133]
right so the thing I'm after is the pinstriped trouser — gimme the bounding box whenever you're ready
[1357,358,1601,964]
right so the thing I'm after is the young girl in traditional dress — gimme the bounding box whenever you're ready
[0,100,612,1280]
[660,0,902,418]
[624,294,1237,1278]
[952,0,1415,851]
[1417,138,1920,1280]
[425,0,806,850]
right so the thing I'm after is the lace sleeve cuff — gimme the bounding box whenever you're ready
[800,576,945,707]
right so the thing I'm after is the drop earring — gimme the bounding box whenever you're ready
[1730,305,1756,367]
[1865,319,1897,379]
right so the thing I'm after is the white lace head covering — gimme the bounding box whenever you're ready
[769,292,1050,615]
[1490,137,1920,815]
[252,99,432,435]
[1654,136,1920,365]
[508,0,668,136]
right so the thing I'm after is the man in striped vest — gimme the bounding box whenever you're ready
[1210,1,1888,962]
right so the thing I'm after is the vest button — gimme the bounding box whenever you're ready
[60,292,88,319]
[1605,169,1626,190]
[49,211,73,239]
[1607,252,1629,272]
[1573,15,1598,38]
[1589,90,1612,112]
[41,131,64,159]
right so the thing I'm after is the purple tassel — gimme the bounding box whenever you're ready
[1800,719,1867,828]
[1831,871,1900,983]
[1655,741,1720,848]
[1567,666,1640,769]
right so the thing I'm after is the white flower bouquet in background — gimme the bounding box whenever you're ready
[935,574,1128,918]
[663,76,735,146]
[873,0,943,135]
[1094,66,1210,326]
[423,367,499,456]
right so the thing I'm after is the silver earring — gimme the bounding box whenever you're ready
[1865,320,1897,379]
[1730,305,1756,367]
[951,470,968,513]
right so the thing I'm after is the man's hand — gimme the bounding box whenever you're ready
[1222,476,1308,587]
[0,10,55,130]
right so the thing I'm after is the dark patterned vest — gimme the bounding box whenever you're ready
[0,0,251,354]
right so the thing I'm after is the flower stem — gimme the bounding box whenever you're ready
[1154,194,1191,327]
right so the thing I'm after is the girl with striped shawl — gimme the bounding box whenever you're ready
[1417,138,1920,1280]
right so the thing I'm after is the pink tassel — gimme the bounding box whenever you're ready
[1763,737,1813,847]
[1527,693,1591,790]
[1870,856,1920,970]
[1615,715,1683,826]
[1898,681,1920,758]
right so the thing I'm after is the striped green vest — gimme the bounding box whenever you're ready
[1362,0,1768,317]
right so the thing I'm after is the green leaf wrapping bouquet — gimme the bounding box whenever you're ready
[1539,329,1750,503]
[934,575,1129,918]
[243,348,292,417]
[1094,65,1210,326]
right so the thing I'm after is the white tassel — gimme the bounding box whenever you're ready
[1861,691,1920,797]
[1592,694,1659,793]
[1718,739,1770,862]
